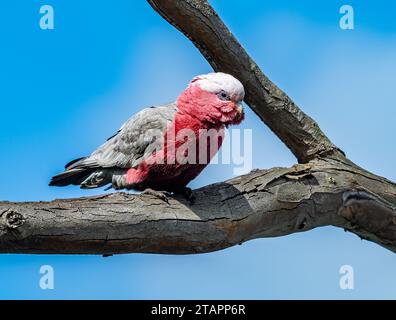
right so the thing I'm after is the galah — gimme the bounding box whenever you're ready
[49,72,245,203]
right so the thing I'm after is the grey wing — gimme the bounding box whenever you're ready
[78,103,177,169]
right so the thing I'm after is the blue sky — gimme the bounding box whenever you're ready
[0,0,395,299]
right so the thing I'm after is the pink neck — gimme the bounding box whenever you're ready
[176,85,224,126]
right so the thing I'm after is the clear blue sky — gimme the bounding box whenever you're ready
[0,0,395,299]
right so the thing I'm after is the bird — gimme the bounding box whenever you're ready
[49,72,245,203]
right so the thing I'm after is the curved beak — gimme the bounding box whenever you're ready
[236,102,244,118]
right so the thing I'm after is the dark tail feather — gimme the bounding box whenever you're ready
[64,157,86,170]
[49,168,94,187]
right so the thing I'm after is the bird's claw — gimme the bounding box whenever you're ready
[142,187,195,205]
[142,188,171,204]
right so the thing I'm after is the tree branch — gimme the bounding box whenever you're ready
[146,0,344,163]
[0,158,395,254]
[0,0,394,255]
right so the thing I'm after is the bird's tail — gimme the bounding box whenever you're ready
[49,157,94,187]
[50,156,116,188]
[49,168,95,187]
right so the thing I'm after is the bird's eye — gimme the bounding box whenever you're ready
[217,91,230,101]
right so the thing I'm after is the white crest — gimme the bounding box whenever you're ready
[191,72,245,101]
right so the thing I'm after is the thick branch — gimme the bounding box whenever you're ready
[146,0,344,163]
[1,158,395,254]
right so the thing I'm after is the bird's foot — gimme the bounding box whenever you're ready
[142,188,171,204]
[175,187,196,205]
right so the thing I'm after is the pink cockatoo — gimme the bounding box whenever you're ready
[50,72,245,203]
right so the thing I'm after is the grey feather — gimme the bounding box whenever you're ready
[50,103,177,188]
[86,103,177,169]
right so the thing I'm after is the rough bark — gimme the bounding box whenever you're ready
[0,0,394,254]
[0,157,395,254]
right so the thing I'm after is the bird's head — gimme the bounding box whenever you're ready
[177,72,245,126]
